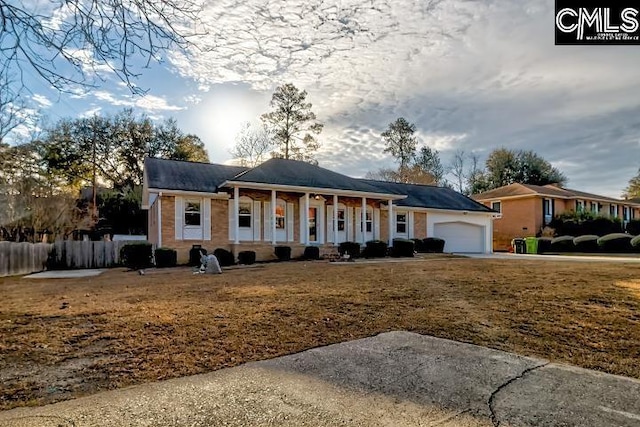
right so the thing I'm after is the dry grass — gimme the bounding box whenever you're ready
[1,256,639,410]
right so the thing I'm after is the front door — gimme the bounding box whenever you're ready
[309,207,317,242]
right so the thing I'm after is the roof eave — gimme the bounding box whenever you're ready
[220,180,407,201]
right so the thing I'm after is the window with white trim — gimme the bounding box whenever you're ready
[184,200,201,226]
[590,201,599,214]
[491,201,501,214]
[610,204,617,217]
[337,209,345,231]
[396,213,407,234]
[275,200,286,229]
[238,201,252,228]
[576,200,584,212]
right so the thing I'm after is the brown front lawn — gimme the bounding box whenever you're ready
[1,257,639,410]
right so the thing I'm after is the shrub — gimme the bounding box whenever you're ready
[338,241,361,258]
[631,235,640,252]
[391,238,415,257]
[154,247,177,268]
[303,246,320,260]
[213,248,235,266]
[627,220,640,236]
[189,245,207,266]
[411,238,425,253]
[550,236,575,252]
[550,213,623,236]
[120,242,153,270]
[274,246,291,261]
[597,233,634,253]
[363,240,388,258]
[572,235,599,253]
[536,237,553,253]
[423,237,445,253]
[238,251,256,265]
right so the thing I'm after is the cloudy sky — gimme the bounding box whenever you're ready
[14,0,640,198]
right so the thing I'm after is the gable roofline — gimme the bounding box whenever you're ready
[473,182,637,205]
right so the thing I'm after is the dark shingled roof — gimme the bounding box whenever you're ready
[145,157,248,193]
[229,158,394,195]
[359,179,495,212]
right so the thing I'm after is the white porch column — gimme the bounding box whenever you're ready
[233,186,240,244]
[361,197,367,245]
[388,199,393,246]
[157,193,162,248]
[304,192,310,244]
[333,194,338,246]
[271,189,277,245]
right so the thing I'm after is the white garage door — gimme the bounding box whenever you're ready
[433,222,484,253]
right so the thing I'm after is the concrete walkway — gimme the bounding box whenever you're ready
[1,332,639,426]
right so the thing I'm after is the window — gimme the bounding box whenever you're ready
[184,200,201,226]
[364,211,372,232]
[610,205,617,217]
[491,201,501,213]
[275,201,285,229]
[576,200,584,212]
[590,202,599,214]
[238,202,252,228]
[337,209,345,231]
[396,213,407,234]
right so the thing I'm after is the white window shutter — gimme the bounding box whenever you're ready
[228,199,235,241]
[374,208,380,240]
[203,198,211,240]
[253,201,261,241]
[287,203,294,242]
[175,197,183,240]
[326,205,334,243]
[408,211,414,239]
[263,201,271,241]
[347,207,354,242]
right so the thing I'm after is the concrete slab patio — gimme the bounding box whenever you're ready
[1,332,639,426]
[23,269,107,279]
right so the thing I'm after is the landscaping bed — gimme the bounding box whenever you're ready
[1,257,640,409]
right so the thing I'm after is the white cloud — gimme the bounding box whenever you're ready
[32,94,52,108]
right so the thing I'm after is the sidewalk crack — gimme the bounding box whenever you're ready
[488,362,549,427]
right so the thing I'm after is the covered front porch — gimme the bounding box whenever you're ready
[224,184,406,249]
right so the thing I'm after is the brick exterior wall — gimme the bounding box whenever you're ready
[487,197,542,251]
[413,212,427,239]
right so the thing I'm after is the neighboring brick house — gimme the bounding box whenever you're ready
[142,157,496,263]
[472,183,640,250]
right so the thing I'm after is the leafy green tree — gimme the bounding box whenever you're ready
[476,148,566,191]
[381,117,418,170]
[261,83,323,163]
[624,168,640,199]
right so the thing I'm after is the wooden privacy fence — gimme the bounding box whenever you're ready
[51,240,142,270]
[0,240,148,277]
[0,242,53,277]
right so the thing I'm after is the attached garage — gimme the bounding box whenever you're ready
[433,221,485,253]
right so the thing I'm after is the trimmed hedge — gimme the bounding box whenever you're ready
[549,215,623,236]
[627,220,640,236]
[238,251,256,265]
[120,242,153,270]
[550,236,575,252]
[303,246,320,260]
[572,235,599,253]
[597,233,634,253]
[411,238,425,253]
[536,237,553,253]
[274,246,291,261]
[423,237,445,253]
[214,248,235,266]
[154,247,177,268]
[631,235,640,252]
[338,241,361,258]
[363,240,388,258]
[189,245,207,266]
[391,238,415,257]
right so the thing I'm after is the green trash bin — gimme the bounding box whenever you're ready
[525,237,538,254]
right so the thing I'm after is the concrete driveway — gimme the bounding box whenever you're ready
[1,332,639,426]
[462,252,640,263]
